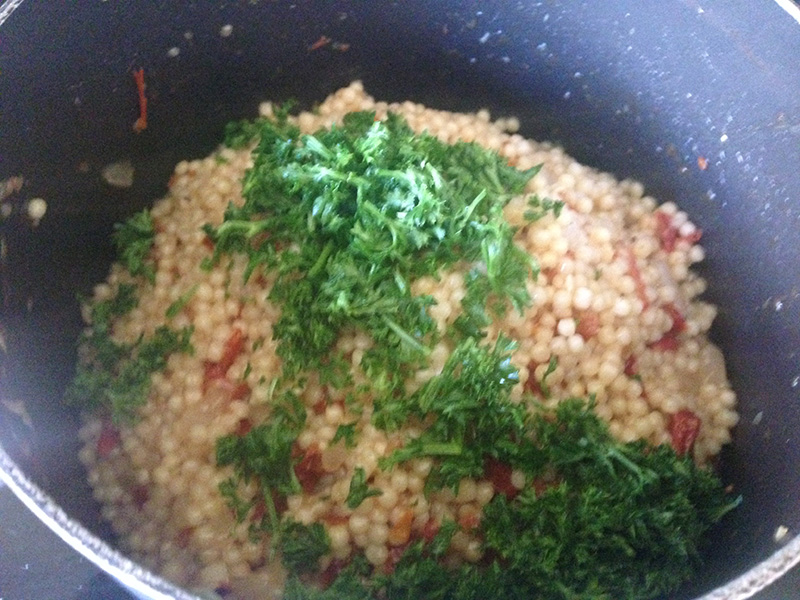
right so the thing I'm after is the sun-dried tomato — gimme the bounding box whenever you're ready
[485,457,519,500]
[669,409,701,455]
[294,443,324,494]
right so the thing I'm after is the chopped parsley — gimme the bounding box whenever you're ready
[112,209,156,283]
[279,520,330,574]
[539,355,559,398]
[378,335,527,490]
[66,321,194,424]
[331,422,358,448]
[204,111,538,387]
[216,393,306,537]
[65,282,194,423]
[165,284,198,319]
[345,466,383,509]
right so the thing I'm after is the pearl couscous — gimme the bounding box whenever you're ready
[76,82,738,598]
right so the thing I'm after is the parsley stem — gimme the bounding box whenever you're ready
[264,485,282,553]
[381,315,430,356]
[308,240,335,279]
[417,441,463,456]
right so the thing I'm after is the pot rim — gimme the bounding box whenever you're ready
[0,445,201,600]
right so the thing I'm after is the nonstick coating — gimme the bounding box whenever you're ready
[1,1,799,598]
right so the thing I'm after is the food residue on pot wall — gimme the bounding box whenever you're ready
[101,160,135,188]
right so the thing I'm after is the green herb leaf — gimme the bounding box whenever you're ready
[113,209,156,282]
[165,284,198,319]
[345,466,383,509]
[279,520,330,575]
[66,281,193,423]
[538,355,558,398]
[331,422,358,448]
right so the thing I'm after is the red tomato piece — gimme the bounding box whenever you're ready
[218,328,246,373]
[320,558,350,588]
[649,333,681,352]
[235,418,253,436]
[624,355,639,377]
[662,302,687,333]
[131,485,149,510]
[96,422,120,458]
[623,246,650,309]
[524,361,543,396]
[669,409,701,455]
[421,517,440,543]
[655,210,679,253]
[575,310,601,339]
[294,443,324,494]
[485,457,519,500]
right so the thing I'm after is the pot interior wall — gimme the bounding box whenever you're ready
[1,2,799,598]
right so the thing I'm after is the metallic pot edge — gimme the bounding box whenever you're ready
[0,445,202,600]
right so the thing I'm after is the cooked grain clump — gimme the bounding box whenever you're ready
[77,81,738,597]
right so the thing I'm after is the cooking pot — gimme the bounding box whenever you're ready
[1,1,799,598]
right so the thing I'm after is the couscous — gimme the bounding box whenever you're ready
[70,82,740,600]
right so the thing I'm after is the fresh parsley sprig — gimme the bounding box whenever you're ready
[113,209,156,283]
[65,284,194,423]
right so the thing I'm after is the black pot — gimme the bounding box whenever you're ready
[1,1,799,598]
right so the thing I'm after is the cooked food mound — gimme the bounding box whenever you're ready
[69,82,741,600]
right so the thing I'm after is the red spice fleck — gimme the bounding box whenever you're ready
[575,310,601,339]
[235,418,253,436]
[131,485,149,510]
[204,328,246,383]
[420,518,440,543]
[294,443,324,493]
[668,409,701,455]
[309,35,332,51]
[458,510,480,531]
[649,333,680,352]
[622,246,650,309]
[320,558,350,588]
[624,354,639,377]
[523,361,543,396]
[96,421,120,458]
[176,527,194,548]
[484,457,519,500]
[697,156,708,170]
[132,68,148,133]
[662,302,687,334]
